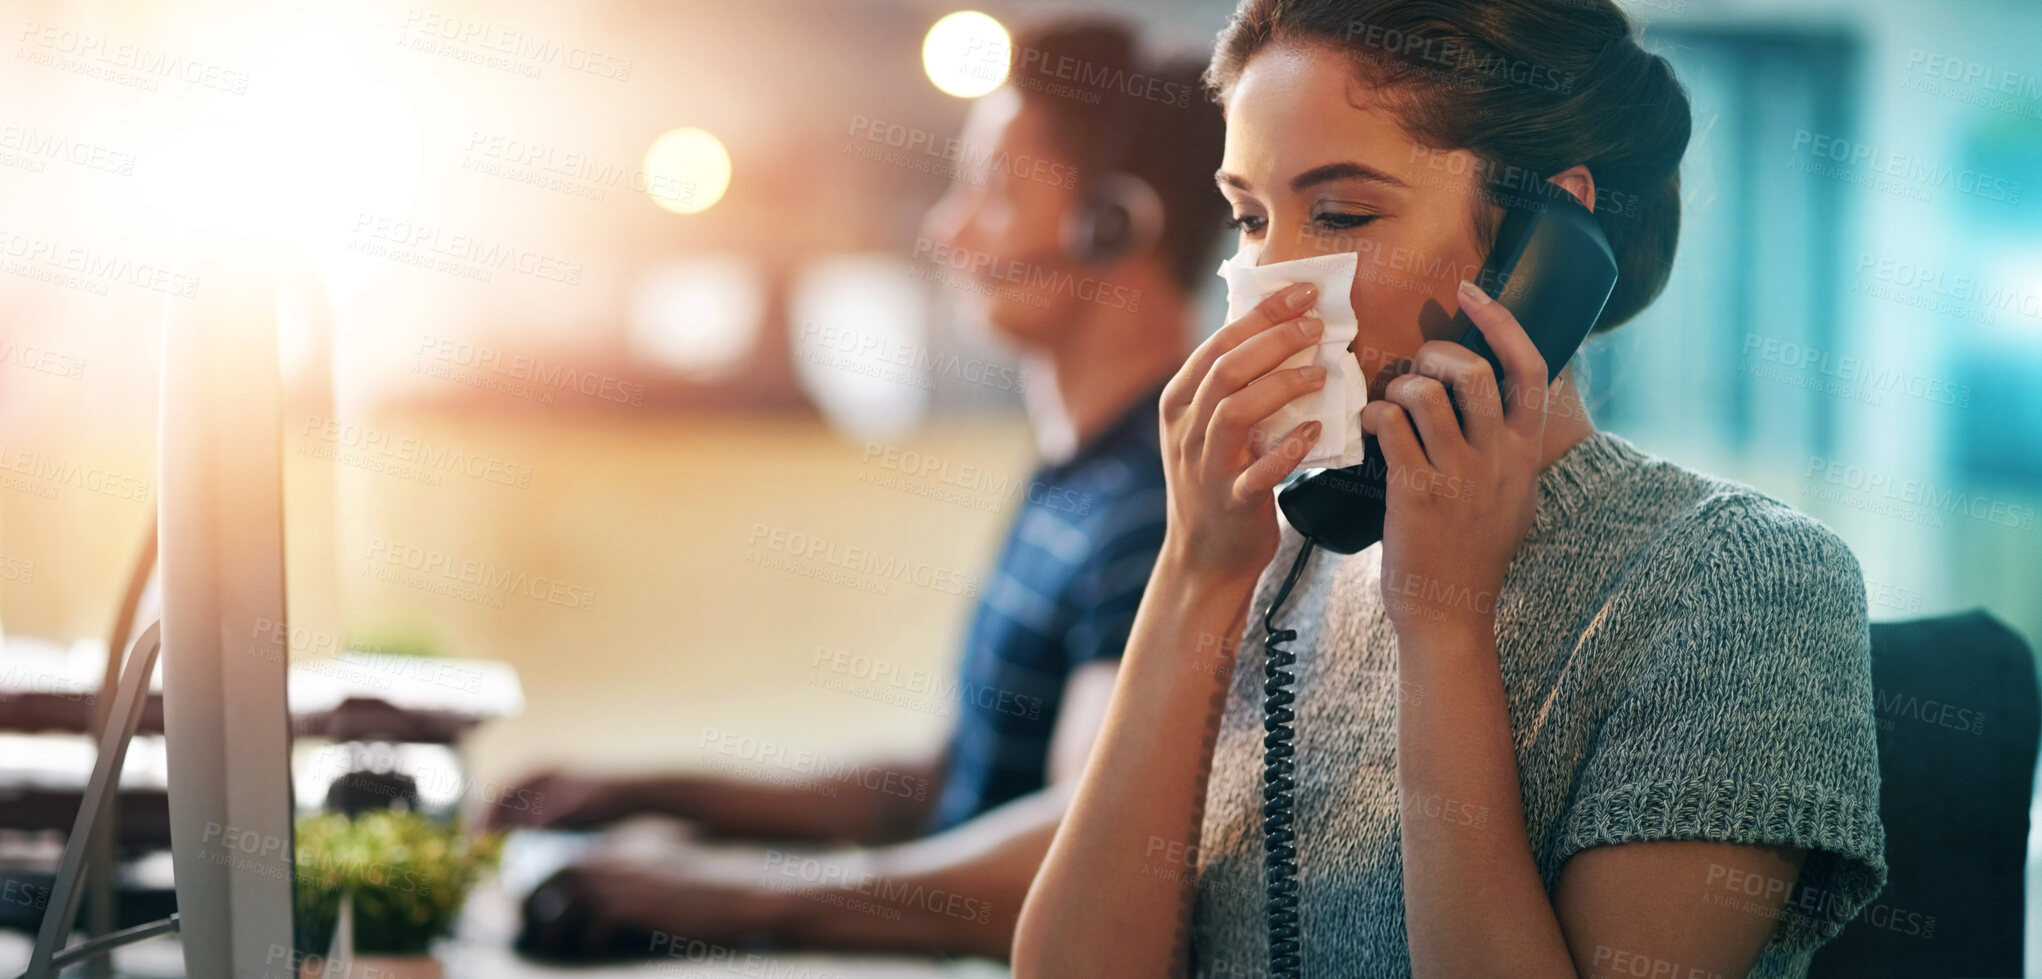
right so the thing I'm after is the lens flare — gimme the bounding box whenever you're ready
[922,11,1009,98]
[642,128,732,214]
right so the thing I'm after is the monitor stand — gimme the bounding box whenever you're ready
[17,623,180,979]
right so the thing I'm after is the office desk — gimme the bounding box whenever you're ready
[0,888,1005,978]
[443,826,1009,979]
[0,827,1010,978]
[0,885,1006,979]
[439,883,1007,979]
[0,915,1005,979]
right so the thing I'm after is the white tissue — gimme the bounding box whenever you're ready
[1216,243,1369,471]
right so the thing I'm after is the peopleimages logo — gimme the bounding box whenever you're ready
[414,335,645,406]
[461,129,689,205]
[348,211,584,285]
[1740,334,1971,408]
[1805,457,2036,531]
[366,538,598,612]
[1791,130,2023,204]
[846,114,1079,190]
[1,879,47,911]
[861,441,1091,516]
[0,124,136,176]
[956,36,1197,108]
[204,822,430,894]
[1855,253,2042,320]
[299,414,534,488]
[1875,686,1986,735]
[910,238,1142,312]
[1904,48,2041,100]
[793,321,1026,394]
[0,339,85,380]
[811,645,1046,720]
[398,8,632,80]
[15,20,253,93]
[698,728,931,801]
[0,227,200,298]
[745,523,980,597]
[647,932,850,979]
[762,849,991,924]
[1347,21,1576,94]
[0,443,151,502]
[304,744,543,814]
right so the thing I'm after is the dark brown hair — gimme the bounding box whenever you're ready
[1009,21,1231,292]
[1207,0,1692,333]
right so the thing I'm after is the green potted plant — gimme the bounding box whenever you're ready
[294,810,503,979]
[344,621,449,660]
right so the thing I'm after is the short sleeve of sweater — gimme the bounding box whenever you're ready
[1554,495,1888,954]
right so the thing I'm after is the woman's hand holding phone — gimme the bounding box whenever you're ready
[1157,281,1330,583]
[1361,280,1550,642]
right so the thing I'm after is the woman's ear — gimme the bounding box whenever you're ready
[1547,165,1596,212]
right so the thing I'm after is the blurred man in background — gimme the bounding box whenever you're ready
[494,20,1230,961]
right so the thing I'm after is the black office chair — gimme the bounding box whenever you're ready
[1809,610,2039,978]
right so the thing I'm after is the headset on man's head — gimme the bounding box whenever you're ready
[1057,62,1166,267]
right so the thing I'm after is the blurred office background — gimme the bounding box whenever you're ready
[0,0,2036,968]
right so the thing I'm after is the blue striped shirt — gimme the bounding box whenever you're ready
[927,390,1168,831]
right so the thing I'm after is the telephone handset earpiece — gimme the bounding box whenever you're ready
[1253,191,1618,979]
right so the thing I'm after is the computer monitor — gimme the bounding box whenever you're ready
[158,237,299,977]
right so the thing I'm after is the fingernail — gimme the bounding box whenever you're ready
[1301,364,1327,381]
[1287,283,1319,311]
[1303,421,1323,439]
[1458,280,1490,305]
[1299,316,1324,339]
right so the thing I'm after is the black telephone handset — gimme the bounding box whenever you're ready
[1274,193,1621,554]
[1254,193,1618,979]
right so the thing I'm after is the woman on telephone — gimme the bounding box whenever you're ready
[1012,1,1886,976]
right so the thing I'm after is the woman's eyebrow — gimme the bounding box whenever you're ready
[1290,161,1408,191]
[1215,162,1409,193]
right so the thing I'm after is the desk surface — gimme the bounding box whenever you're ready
[0,827,1010,978]
[440,884,1005,979]
[452,827,1008,978]
[0,889,1006,979]
[0,933,1002,979]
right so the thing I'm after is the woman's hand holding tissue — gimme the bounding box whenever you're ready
[1156,281,1329,583]
[1216,244,1371,471]
[1361,280,1549,643]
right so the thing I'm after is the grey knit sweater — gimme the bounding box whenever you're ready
[1189,431,1887,978]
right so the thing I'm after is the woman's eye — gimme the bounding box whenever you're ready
[1313,212,1379,231]
[1222,213,1267,235]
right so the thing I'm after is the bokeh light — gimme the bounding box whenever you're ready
[627,255,764,378]
[789,254,931,438]
[642,127,732,214]
[921,11,1009,98]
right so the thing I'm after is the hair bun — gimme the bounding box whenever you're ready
[1582,40,1690,190]
[1208,0,1696,332]
[1570,38,1691,331]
